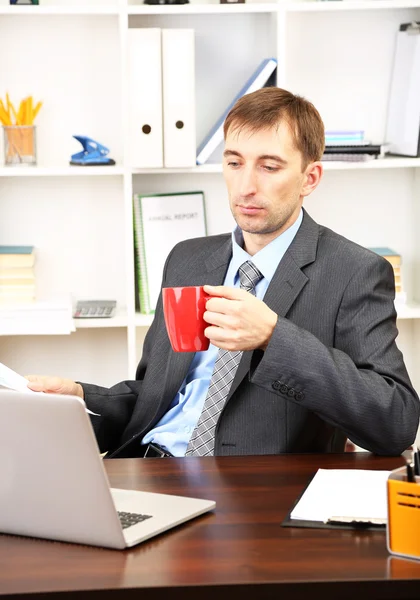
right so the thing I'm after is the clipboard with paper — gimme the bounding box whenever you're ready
[282,468,390,530]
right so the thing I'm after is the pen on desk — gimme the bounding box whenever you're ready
[405,459,416,483]
[413,447,420,477]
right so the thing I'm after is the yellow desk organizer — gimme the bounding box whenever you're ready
[387,467,420,560]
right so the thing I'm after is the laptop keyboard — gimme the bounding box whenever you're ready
[118,511,153,529]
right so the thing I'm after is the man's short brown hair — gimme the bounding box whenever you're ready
[223,87,325,170]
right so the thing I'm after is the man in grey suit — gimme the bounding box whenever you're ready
[28,87,420,458]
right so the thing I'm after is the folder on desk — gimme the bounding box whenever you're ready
[282,469,390,531]
[385,21,420,157]
[162,29,196,168]
[127,28,163,168]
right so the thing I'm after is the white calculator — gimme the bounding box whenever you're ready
[73,300,117,319]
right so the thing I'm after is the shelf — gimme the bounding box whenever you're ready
[1,0,418,17]
[74,308,129,329]
[323,157,420,170]
[286,0,420,11]
[126,0,420,14]
[135,313,154,327]
[396,303,420,320]
[132,305,420,329]
[127,3,279,15]
[131,157,420,175]
[0,301,417,336]
[0,6,119,15]
[1,159,419,178]
[132,164,223,175]
[0,165,125,177]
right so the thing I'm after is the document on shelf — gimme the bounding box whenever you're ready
[0,362,99,416]
[290,468,391,525]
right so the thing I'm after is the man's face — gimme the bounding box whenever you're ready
[223,122,317,250]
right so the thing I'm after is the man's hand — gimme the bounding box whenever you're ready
[25,375,84,399]
[203,285,277,352]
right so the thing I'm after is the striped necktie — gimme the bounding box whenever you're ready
[185,260,263,456]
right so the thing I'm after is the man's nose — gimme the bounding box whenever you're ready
[239,168,257,197]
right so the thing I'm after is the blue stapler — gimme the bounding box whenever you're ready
[70,135,116,166]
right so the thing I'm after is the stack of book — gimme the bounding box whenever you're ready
[369,247,405,303]
[0,246,36,306]
[323,130,384,162]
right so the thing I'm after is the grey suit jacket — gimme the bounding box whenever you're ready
[82,210,420,458]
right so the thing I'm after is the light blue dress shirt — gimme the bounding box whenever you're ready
[142,210,303,456]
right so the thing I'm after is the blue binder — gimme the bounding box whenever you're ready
[196,58,277,165]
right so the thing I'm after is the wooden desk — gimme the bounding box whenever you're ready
[1,453,420,600]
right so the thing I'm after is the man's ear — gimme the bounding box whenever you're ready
[301,161,323,197]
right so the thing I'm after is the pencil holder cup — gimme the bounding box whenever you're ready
[387,467,420,560]
[3,125,37,166]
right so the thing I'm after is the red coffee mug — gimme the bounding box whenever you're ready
[162,286,210,352]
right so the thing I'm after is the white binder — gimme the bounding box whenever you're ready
[386,22,420,157]
[127,28,163,168]
[162,29,196,168]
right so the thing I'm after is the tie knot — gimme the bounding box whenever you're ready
[238,261,263,294]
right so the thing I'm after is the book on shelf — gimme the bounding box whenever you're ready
[133,191,207,315]
[321,154,377,163]
[0,267,35,281]
[369,247,405,302]
[323,144,383,156]
[369,247,401,268]
[325,130,366,145]
[196,57,277,166]
[0,287,36,306]
[0,246,35,269]
[322,144,386,162]
[0,246,36,306]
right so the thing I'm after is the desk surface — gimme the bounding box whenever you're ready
[1,453,420,600]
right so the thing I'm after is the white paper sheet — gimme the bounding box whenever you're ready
[0,362,99,416]
[290,468,391,524]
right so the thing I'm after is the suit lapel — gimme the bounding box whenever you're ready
[226,210,320,401]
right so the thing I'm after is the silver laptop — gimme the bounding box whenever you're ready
[0,390,215,549]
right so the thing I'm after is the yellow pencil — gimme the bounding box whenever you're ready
[0,105,11,126]
[5,92,11,123]
[27,96,33,125]
[0,95,42,126]
[10,102,19,125]
[32,101,42,121]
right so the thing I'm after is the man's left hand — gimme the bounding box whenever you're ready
[203,285,277,352]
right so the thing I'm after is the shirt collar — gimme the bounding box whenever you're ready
[230,209,303,283]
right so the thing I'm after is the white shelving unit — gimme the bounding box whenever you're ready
[1,0,420,443]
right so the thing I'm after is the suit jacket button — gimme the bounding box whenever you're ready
[272,380,281,391]
[287,388,296,397]
[280,384,288,394]
[295,392,305,401]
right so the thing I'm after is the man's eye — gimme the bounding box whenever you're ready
[227,161,240,168]
[263,165,278,172]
